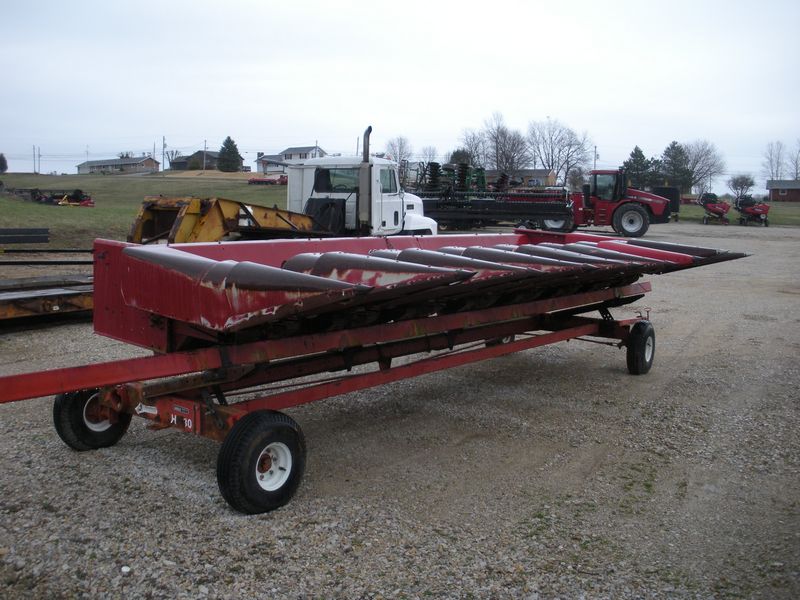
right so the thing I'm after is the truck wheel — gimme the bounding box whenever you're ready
[612,204,649,237]
[53,389,132,451]
[626,321,655,375]
[217,411,306,514]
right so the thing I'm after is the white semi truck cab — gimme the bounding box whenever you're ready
[287,127,437,236]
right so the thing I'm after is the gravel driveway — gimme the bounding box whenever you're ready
[1,223,798,598]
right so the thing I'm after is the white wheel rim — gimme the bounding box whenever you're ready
[255,442,293,492]
[644,335,654,363]
[544,219,566,229]
[622,212,644,233]
[82,392,112,432]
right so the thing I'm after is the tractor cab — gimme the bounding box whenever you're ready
[587,170,627,204]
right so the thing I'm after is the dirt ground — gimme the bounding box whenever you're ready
[0,223,798,598]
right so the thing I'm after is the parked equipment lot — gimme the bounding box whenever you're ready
[0,223,798,598]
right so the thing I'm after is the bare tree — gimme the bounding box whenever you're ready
[526,118,590,186]
[727,174,755,200]
[386,136,413,165]
[386,136,413,183]
[420,146,438,164]
[567,166,587,191]
[788,139,800,180]
[482,112,531,175]
[685,139,726,193]
[460,129,487,167]
[118,151,134,159]
[762,141,786,180]
[165,150,181,168]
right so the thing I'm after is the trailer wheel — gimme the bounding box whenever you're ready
[217,411,306,514]
[485,334,515,347]
[612,204,649,237]
[626,321,655,375]
[53,389,132,451]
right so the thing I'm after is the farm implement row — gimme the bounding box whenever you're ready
[0,229,746,513]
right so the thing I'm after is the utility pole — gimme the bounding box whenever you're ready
[162,136,166,173]
[37,147,41,173]
[203,140,207,170]
[33,145,36,174]
[593,146,598,170]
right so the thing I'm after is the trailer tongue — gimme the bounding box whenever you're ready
[0,229,746,513]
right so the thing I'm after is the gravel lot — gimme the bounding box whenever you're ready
[1,223,798,599]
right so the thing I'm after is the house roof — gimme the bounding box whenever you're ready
[172,151,220,162]
[77,156,159,168]
[766,179,800,190]
[256,154,284,164]
[280,146,325,155]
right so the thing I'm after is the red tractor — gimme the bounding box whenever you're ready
[539,169,671,237]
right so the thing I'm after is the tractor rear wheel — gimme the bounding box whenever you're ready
[53,389,132,451]
[217,411,306,514]
[626,321,655,375]
[612,204,649,237]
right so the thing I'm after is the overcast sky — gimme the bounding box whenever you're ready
[2,0,798,191]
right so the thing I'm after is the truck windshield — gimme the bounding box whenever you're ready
[313,168,359,193]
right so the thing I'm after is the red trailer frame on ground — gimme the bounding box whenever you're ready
[0,229,745,513]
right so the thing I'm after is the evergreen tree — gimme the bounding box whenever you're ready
[660,141,692,193]
[0,153,7,174]
[217,136,242,172]
[449,148,471,164]
[622,146,651,188]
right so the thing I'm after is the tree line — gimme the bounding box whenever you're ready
[762,139,800,181]
[387,115,798,197]
[387,114,730,195]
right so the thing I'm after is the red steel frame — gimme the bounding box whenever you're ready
[0,281,650,442]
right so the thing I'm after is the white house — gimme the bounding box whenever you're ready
[255,145,327,174]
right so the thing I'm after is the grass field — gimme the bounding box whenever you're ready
[1,172,798,247]
[0,172,288,247]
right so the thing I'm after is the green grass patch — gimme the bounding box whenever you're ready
[0,173,287,247]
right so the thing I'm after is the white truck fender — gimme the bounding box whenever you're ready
[402,213,438,235]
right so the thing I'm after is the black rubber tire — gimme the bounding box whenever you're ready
[541,217,573,233]
[613,204,649,237]
[485,334,515,347]
[626,321,655,375]
[764,219,769,227]
[53,389,132,451]
[217,411,306,514]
